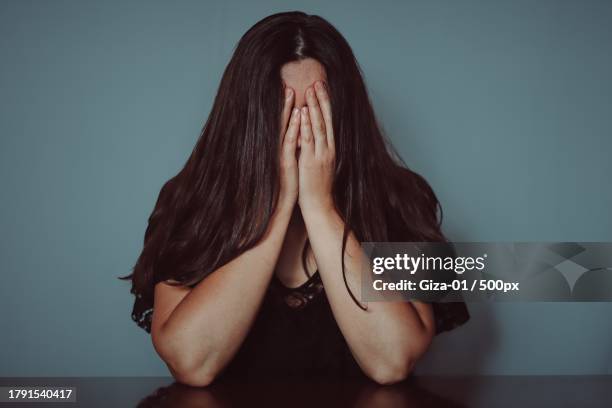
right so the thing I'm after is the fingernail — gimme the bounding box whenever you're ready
[307,87,314,97]
[285,88,293,99]
[315,81,322,91]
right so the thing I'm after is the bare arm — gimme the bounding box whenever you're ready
[298,81,436,385]
[151,203,292,386]
[302,207,435,385]
[150,88,301,386]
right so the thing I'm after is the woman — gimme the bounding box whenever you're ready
[120,11,469,386]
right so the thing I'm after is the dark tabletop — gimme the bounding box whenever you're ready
[1,376,611,407]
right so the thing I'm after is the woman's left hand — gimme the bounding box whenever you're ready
[297,80,336,216]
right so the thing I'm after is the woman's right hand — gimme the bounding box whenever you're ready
[278,87,300,212]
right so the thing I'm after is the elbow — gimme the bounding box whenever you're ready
[366,324,434,385]
[363,340,429,385]
[170,361,217,387]
[365,358,415,386]
[163,350,220,387]
[152,332,219,387]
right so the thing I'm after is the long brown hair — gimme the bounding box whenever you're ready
[119,11,446,333]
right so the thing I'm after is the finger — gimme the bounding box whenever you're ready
[314,80,334,152]
[283,107,300,161]
[300,106,315,157]
[280,87,294,139]
[305,86,327,157]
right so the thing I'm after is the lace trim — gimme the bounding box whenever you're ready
[268,271,471,332]
[271,270,324,310]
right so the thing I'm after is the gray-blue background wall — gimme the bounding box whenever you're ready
[1,0,611,376]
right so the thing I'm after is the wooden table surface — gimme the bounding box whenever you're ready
[1,375,611,407]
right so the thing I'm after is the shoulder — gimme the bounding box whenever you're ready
[154,279,190,298]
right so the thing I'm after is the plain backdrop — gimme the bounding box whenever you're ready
[1,0,611,376]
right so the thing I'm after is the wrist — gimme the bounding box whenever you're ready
[300,201,345,247]
[259,200,294,246]
[299,198,337,222]
[274,196,297,219]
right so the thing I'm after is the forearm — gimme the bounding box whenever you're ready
[155,202,294,380]
[302,207,435,383]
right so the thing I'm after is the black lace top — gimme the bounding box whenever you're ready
[217,270,469,381]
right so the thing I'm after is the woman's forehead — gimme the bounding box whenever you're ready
[281,58,327,107]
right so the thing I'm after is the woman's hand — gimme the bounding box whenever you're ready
[278,87,300,212]
[297,80,336,216]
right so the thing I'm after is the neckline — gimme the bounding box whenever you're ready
[272,269,320,291]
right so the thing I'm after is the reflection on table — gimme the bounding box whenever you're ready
[1,376,610,407]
